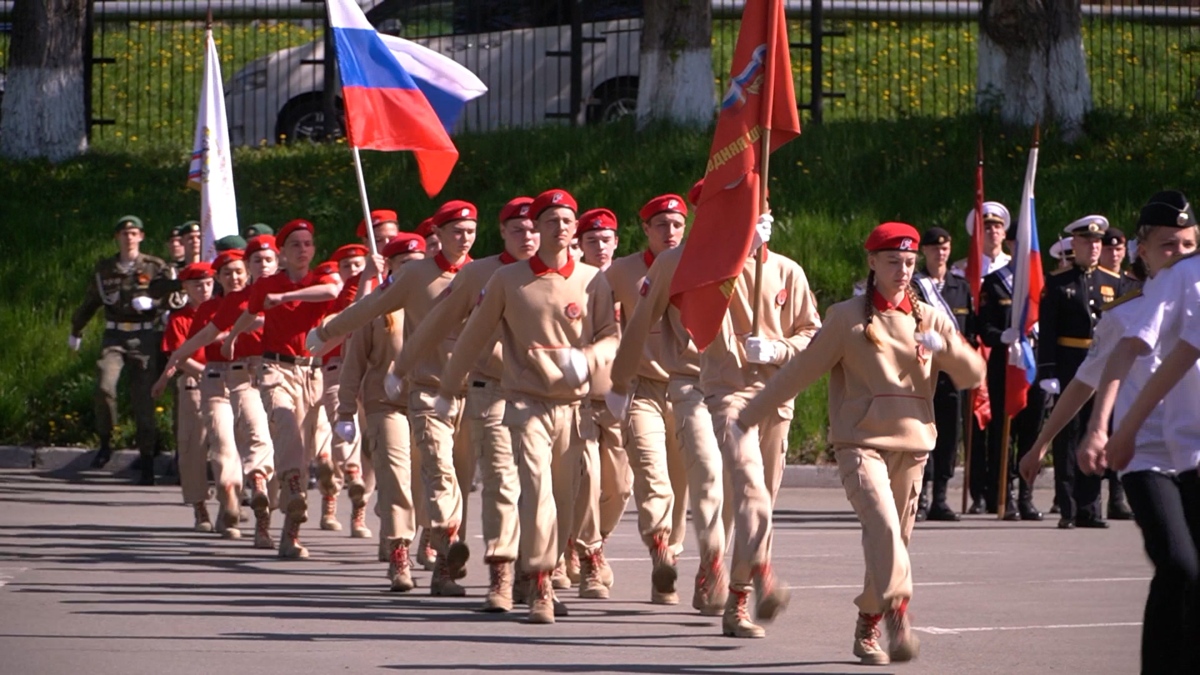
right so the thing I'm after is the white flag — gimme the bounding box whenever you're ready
[188,28,239,261]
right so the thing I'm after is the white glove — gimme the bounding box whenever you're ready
[384,371,404,402]
[744,336,779,364]
[131,295,154,312]
[305,327,325,355]
[1039,378,1061,395]
[334,420,357,443]
[914,331,946,354]
[605,390,631,421]
[556,348,589,388]
[432,393,457,420]
[751,213,774,250]
[1000,327,1020,345]
[68,335,82,351]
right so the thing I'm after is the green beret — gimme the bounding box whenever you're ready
[215,234,247,252]
[114,215,144,233]
[245,222,274,237]
[178,220,201,235]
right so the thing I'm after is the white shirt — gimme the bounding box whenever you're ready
[1074,276,1169,475]
[1125,258,1200,473]
[951,252,1011,279]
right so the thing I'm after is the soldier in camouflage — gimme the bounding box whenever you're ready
[70,216,177,484]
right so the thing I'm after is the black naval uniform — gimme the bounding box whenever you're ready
[977,264,1045,519]
[1038,262,1122,527]
[912,268,973,520]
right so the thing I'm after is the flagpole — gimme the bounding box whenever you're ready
[351,146,383,282]
[750,126,771,337]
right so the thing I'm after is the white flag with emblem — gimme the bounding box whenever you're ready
[187,27,239,260]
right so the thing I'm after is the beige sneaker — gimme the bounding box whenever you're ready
[527,572,555,624]
[721,588,765,638]
[751,562,790,623]
[388,541,415,593]
[854,612,890,665]
[253,508,275,550]
[649,530,678,604]
[278,514,309,559]
[319,495,341,531]
[350,504,372,539]
[482,561,514,612]
[193,502,213,533]
[578,549,609,599]
[693,552,728,616]
[885,599,920,662]
[416,528,438,571]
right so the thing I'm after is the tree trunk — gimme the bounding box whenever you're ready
[636,0,714,130]
[0,0,89,161]
[977,0,1091,141]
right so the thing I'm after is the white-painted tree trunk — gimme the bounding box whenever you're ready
[0,66,88,161]
[636,47,715,129]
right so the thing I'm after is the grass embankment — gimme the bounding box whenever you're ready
[3,112,1199,459]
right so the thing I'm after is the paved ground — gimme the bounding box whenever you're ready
[0,470,1147,674]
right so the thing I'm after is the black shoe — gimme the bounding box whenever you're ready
[137,469,155,486]
[1003,508,1020,522]
[967,499,986,515]
[91,445,113,469]
[915,507,928,522]
[1057,517,1075,530]
[1049,503,1061,515]
[927,503,961,522]
[1019,502,1044,521]
[1108,500,1134,521]
[1075,516,1109,529]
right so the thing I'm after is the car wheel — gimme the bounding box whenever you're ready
[277,96,344,143]
[590,83,637,124]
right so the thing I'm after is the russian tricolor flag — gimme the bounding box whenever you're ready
[1005,141,1044,415]
[328,0,483,196]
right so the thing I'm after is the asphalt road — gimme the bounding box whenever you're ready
[0,470,1147,674]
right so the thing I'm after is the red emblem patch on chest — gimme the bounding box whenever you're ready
[775,289,788,307]
[476,288,485,306]
[565,302,582,320]
[639,278,650,297]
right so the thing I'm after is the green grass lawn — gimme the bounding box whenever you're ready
[4,111,1200,459]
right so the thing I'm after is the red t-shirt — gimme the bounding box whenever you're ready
[162,304,205,365]
[246,270,341,357]
[189,297,224,363]
[211,286,265,358]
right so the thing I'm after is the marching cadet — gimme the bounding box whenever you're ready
[223,220,352,559]
[1096,226,1136,520]
[699,210,820,638]
[159,262,215,532]
[154,246,278,547]
[70,215,176,482]
[1039,215,1123,529]
[435,188,619,624]
[177,221,203,264]
[605,194,710,611]
[393,196,539,611]
[609,184,729,614]
[976,224,1045,520]
[309,200,478,595]
[357,209,400,281]
[416,217,441,258]
[738,222,985,664]
[315,243,373,537]
[335,232,427,593]
[911,226,973,522]
[953,202,1012,514]
[567,207,632,594]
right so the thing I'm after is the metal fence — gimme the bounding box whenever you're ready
[0,1,1196,149]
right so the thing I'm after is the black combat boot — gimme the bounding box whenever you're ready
[915,481,931,522]
[1018,478,1043,521]
[927,480,960,522]
[91,436,113,469]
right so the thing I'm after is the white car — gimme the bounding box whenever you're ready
[225,0,643,145]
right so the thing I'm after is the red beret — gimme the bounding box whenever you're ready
[639,194,688,222]
[499,196,534,223]
[179,262,214,281]
[212,249,245,271]
[864,222,921,252]
[382,232,426,258]
[577,208,618,236]
[356,209,398,238]
[330,243,369,262]
[431,200,478,228]
[530,189,578,219]
[414,217,435,238]
[244,234,278,254]
[687,179,705,207]
[315,261,339,277]
[277,219,314,246]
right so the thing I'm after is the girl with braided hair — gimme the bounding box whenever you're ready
[734,222,985,665]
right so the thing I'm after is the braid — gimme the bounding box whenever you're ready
[863,270,880,347]
[905,284,924,333]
